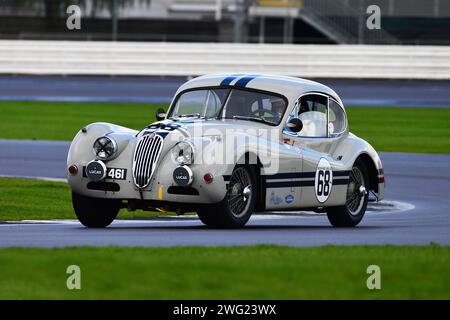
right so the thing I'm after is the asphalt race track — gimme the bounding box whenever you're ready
[1,76,450,107]
[0,139,449,247]
[0,139,69,181]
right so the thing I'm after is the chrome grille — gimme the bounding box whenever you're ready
[132,134,163,189]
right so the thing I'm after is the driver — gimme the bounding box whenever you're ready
[271,98,285,123]
[299,99,310,115]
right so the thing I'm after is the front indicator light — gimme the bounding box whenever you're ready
[68,165,78,175]
[203,173,213,184]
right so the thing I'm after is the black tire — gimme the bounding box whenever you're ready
[72,192,121,228]
[197,165,257,228]
[326,159,369,227]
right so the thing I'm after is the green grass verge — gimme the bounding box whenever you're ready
[0,245,448,299]
[0,101,159,141]
[0,177,162,221]
[1,101,450,153]
[346,107,450,154]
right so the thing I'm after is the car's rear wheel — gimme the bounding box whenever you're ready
[197,166,257,228]
[326,159,369,227]
[72,192,121,228]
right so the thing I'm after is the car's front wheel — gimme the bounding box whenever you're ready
[72,192,121,228]
[326,159,369,227]
[197,165,257,228]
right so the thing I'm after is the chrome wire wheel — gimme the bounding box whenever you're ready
[227,167,253,218]
[346,166,367,216]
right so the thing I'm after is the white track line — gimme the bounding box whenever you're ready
[0,215,289,226]
[264,200,415,216]
[0,201,415,227]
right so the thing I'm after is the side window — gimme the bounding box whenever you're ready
[328,99,347,135]
[296,94,328,137]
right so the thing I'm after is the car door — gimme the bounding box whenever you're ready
[283,93,337,207]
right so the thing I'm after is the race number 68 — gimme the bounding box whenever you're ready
[315,158,333,203]
[317,170,331,197]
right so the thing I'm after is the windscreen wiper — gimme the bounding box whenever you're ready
[177,113,201,118]
[232,115,267,124]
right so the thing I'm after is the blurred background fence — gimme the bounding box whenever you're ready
[1,40,449,79]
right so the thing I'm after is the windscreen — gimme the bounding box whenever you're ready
[170,88,286,125]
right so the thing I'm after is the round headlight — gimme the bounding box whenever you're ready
[93,136,117,160]
[171,141,194,165]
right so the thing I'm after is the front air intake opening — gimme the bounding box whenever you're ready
[132,134,164,189]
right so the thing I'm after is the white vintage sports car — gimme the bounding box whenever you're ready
[67,74,385,228]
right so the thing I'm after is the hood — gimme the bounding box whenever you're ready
[142,118,280,140]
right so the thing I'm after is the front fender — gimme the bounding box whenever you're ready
[67,122,138,169]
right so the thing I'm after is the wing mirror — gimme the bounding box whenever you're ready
[287,118,303,133]
[156,108,167,121]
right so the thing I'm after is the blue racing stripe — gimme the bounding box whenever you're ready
[265,172,315,180]
[333,179,350,185]
[223,171,348,182]
[267,180,315,188]
[234,75,258,87]
[220,74,243,86]
[334,171,350,177]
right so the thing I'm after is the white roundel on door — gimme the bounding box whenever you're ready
[315,158,333,203]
